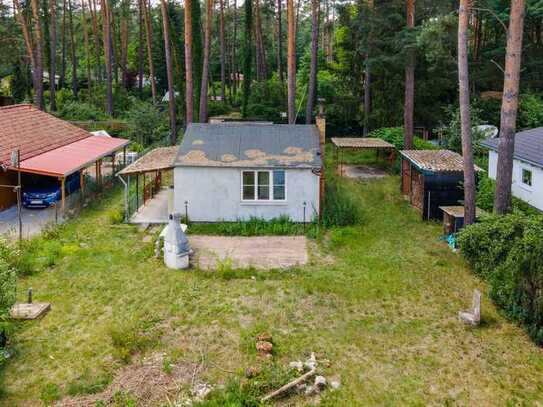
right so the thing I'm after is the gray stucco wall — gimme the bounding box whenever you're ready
[174,166,320,222]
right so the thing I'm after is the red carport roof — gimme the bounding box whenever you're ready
[19,135,130,177]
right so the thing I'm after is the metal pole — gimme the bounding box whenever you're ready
[16,150,22,242]
[117,174,129,222]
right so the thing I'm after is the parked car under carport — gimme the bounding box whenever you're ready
[22,172,81,208]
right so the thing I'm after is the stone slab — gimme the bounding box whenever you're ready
[189,235,309,270]
[10,302,51,320]
[339,165,388,180]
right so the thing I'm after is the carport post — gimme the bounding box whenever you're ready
[79,171,85,203]
[61,177,66,212]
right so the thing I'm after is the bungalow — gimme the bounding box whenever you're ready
[0,104,129,212]
[481,128,543,211]
[173,122,325,222]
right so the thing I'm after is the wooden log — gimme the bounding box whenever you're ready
[261,368,316,402]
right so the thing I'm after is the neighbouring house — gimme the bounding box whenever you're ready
[173,122,325,222]
[481,128,543,211]
[0,104,129,212]
[400,149,481,220]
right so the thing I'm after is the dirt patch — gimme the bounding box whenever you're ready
[57,353,196,406]
[338,165,388,180]
[190,235,309,270]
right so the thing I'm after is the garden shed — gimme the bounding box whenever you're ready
[400,150,481,220]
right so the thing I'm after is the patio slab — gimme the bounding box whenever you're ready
[339,164,388,180]
[189,235,308,270]
[131,188,170,224]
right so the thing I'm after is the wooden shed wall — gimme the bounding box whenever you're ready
[0,171,17,211]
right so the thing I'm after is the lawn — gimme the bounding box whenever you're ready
[2,172,543,405]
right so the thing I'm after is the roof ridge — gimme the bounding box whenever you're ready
[0,103,34,111]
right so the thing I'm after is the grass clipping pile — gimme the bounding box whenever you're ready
[58,353,196,406]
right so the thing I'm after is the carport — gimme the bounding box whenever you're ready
[331,137,396,176]
[17,135,130,210]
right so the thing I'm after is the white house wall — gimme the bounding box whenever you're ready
[174,166,320,222]
[488,150,543,211]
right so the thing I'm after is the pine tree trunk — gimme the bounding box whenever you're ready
[120,0,129,89]
[31,0,45,109]
[458,0,476,225]
[90,0,101,81]
[363,0,373,136]
[232,0,238,93]
[305,0,319,124]
[185,0,194,123]
[142,0,157,103]
[68,0,78,99]
[219,0,226,102]
[100,0,113,115]
[254,0,266,80]
[494,0,526,214]
[276,0,283,81]
[241,0,252,117]
[138,0,144,93]
[286,0,296,124]
[49,0,57,110]
[81,0,92,93]
[60,0,67,88]
[199,0,213,122]
[403,0,415,149]
[161,0,177,144]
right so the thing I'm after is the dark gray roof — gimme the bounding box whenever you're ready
[480,127,543,168]
[175,123,322,168]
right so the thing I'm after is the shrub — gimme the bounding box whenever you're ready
[458,214,543,345]
[369,127,436,150]
[57,101,107,121]
[40,383,61,406]
[0,256,17,317]
[518,93,543,129]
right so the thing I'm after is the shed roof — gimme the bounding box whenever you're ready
[0,104,91,165]
[175,123,322,168]
[331,137,395,149]
[119,146,178,175]
[480,127,543,169]
[400,149,482,174]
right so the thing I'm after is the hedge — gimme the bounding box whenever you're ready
[458,214,543,344]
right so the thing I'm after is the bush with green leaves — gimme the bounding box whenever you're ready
[458,214,543,345]
[57,101,107,121]
[476,174,540,216]
[440,104,488,155]
[369,127,436,151]
[518,93,543,129]
[0,257,16,318]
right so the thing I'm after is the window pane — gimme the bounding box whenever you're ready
[273,170,285,186]
[243,185,255,200]
[243,171,255,185]
[258,186,270,200]
[522,169,532,186]
[258,171,270,186]
[273,185,285,200]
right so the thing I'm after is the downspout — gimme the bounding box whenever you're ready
[117,174,129,222]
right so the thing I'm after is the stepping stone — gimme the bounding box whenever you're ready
[10,303,51,320]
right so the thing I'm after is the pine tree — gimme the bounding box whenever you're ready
[241,0,252,117]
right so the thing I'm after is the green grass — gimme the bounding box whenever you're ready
[1,171,543,405]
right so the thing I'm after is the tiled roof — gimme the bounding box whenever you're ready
[331,137,395,149]
[119,146,178,175]
[175,123,322,168]
[480,128,543,168]
[0,104,91,166]
[400,149,482,173]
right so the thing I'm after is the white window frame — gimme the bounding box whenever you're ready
[519,165,534,191]
[240,169,287,203]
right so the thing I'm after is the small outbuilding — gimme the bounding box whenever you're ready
[400,149,480,220]
[173,122,325,222]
